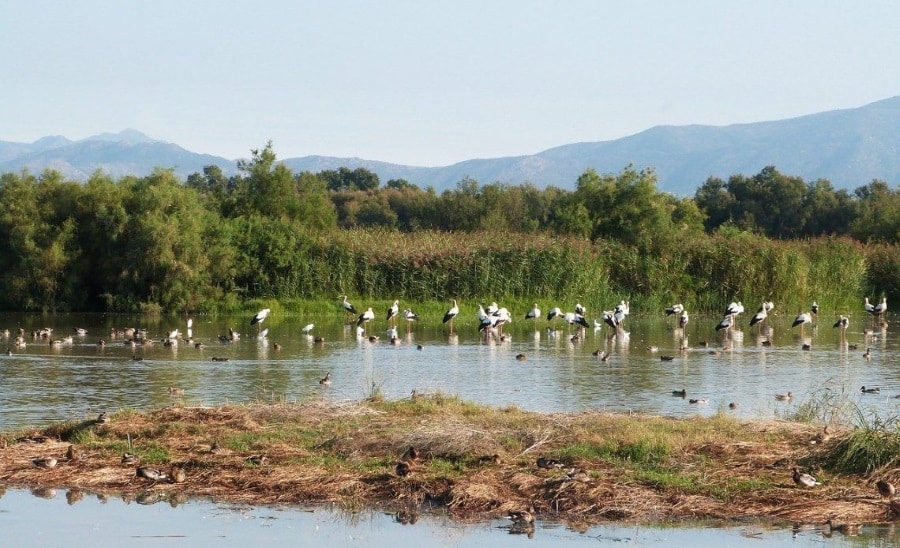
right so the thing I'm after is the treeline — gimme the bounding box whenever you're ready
[0,142,897,313]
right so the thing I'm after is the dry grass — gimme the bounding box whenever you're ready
[1,396,897,528]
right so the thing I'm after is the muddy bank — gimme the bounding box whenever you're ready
[1,396,897,529]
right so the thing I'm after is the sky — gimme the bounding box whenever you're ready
[3,1,900,167]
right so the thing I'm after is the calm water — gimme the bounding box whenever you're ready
[1,487,897,547]
[1,309,897,546]
[0,310,895,430]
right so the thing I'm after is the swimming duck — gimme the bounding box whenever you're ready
[211,357,229,362]
[671,389,686,397]
[861,386,880,394]
[688,398,708,404]
[168,386,185,396]
[31,456,58,469]
[825,518,860,536]
[659,355,676,361]
[728,402,739,409]
[508,509,535,524]
[775,392,793,401]
[877,479,896,500]
[515,353,526,361]
[319,372,331,385]
[792,467,821,487]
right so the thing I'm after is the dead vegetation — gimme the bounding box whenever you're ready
[1,394,898,528]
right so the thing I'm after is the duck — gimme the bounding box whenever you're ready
[395,461,412,477]
[863,347,871,361]
[401,446,419,462]
[775,392,793,401]
[121,453,138,465]
[515,353,527,361]
[728,402,739,409]
[671,389,686,397]
[792,466,821,487]
[170,466,186,483]
[536,456,564,469]
[566,468,591,483]
[507,509,535,524]
[476,454,501,465]
[811,424,832,444]
[31,456,58,469]
[136,466,168,482]
[96,411,110,423]
[861,386,880,394]
[168,386,185,396]
[211,356,229,362]
[319,372,331,385]
[659,355,676,361]
[688,398,708,404]
[247,455,268,466]
[877,479,896,500]
[824,518,860,536]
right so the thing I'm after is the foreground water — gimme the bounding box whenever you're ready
[1,487,897,547]
[0,310,895,430]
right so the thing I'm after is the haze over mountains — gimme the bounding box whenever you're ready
[3,96,899,195]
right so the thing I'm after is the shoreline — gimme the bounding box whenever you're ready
[1,396,897,528]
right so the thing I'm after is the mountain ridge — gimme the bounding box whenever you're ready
[3,97,900,194]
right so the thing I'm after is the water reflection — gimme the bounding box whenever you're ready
[0,487,897,546]
[0,312,897,431]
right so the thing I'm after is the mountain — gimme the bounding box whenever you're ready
[3,97,900,194]
[0,129,234,180]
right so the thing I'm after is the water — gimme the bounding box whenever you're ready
[1,310,897,545]
[1,487,896,547]
[0,311,895,430]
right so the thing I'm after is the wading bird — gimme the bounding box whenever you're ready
[525,303,541,328]
[386,300,399,326]
[443,299,459,333]
[749,302,768,330]
[792,311,812,334]
[250,308,270,332]
[833,315,849,339]
[357,307,375,333]
[678,309,689,329]
[340,295,357,318]
[403,308,419,330]
[301,323,314,335]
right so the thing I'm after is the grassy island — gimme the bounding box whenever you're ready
[2,394,899,529]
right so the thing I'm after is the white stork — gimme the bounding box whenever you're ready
[357,307,375,334]
[525,303,541,328]
[833,315,849,339]
[386,300,399,326]
[575,302,587,316]
[749,302,768,330]
[250,308,270,332]
[443,299,459,333]
[301,323,314,335]
[546,307,562,322]
[403,308,419,330]
[340,295,357,318]
[792,311,813,335]
[678,309,689,329]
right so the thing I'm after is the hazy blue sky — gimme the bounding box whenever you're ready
[3,1,899,166]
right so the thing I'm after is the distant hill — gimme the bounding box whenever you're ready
[3,97,900,194]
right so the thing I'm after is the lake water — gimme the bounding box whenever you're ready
[1,309,897,546]
[0,309,895,430]
[1,487,897,547]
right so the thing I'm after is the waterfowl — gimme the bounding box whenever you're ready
[825,518,860,536]
[728,402,739,409]
[566,468,591,483]
[416,344,424,351]
[211,357,229,362]
[536,456,564,469]
[811,424,833,444]
[811,301,819,316]
[833,315,849,331]
[319,372,332,385]
[96,411,110,423]
[801,343,811,351]
[171,466,186,483]
[131,355,143,361]
[861,385,880,394]
[877,479,896,500]
[368,335,379,343]
[32,456,58,469]
[476,454,501,465]
[863,347,871,361]
[301,323,314,334]
[508,509,535,524]
[792,466,821,487]
[314,336,325,344]
[646,345,658,352]
[136,466,168,482]
[121,453,138,465]
[671,389,686,397]
[65,444,83,461]
[665,303,684,317]
[660,355,676,361]
[247,455,268,466]
[688,398,708,404]
[395,461,411,477]
[516,353,527,361]
[401,446,419,462]
[168,386,185,396]
[273,342,281,350]
[775,392,793,401]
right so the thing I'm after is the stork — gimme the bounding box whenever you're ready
[792,311,813,335]
[357,307,375,334]
[525,303,541,329]
[833,315,849,340]
[546,307,562,322]
[678,309,689,329]
[749,302,768,331]
[250,308,270,332]
[403,308,419,331]
[443,299,459,333]
[386,300,399,327]
[340,295,357,319]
